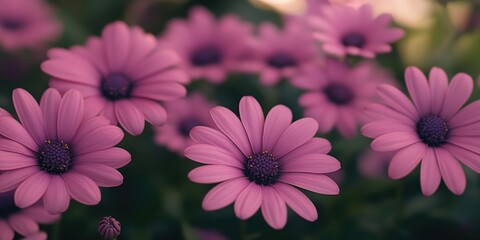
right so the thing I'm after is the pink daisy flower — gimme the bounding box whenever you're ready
[41,21,188,136]
[159,6,253,83]
[310,4,404,58]
[291,58,395,138]
[185,96,340,229]
[0,191,59,240]
[0,0,61,51]
[361,67,480,196]
[0,88,130,214]
[245,21,319,85]
[154,93,215,154]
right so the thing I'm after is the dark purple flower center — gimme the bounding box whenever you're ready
[341,32,366,48]
[245,151,279,185]
[324,83,354,105]
[179,118,201,137]
[416,114,449,147]
[0,18,25,31]
[267,53,297,69]
[191,46,222,66]
[37,140,74,174]
[0,192,20,218]
[101,73,133,101]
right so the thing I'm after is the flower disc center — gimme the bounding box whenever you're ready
[37,140,74,174]
[416,114,449,147]
[191,45,222,66]
[324,83,354,105]
[101,73,133,100]
[245,151,279,185]
[0,18,25,31]
[267,53,296,69]
[341,32,366,48]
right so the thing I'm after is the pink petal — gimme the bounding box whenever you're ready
[281,154,340,174]
[428,67,448,115]
[274,182,317,222]
[99,101,117,125]
[361,121,413,138]
[0,166,38,192]
[280,138,332,161]
[41,54,100,86]
[83,97,106,119]
[279,173,339,195]
[371,132,420,152]
[125,27,156,69]
[0,220,14,240]
[57,90,84,142]
[12,89,47,145]
[261,186,287,230]
[0,152,36,170]
[43,176,70,214]
[73,125,124,155]
[376,84,418,120]
[21,206,60,224]
[435,148,466,195]
[0,116,38,151]
[74,163,123,187]
[405,67,431,114]
[71,117,110,144]
[443,144,480,173]
[440,73,473,120]
[388,142,426,179]
[132,82,186,101]
[14,172,51,208]
[364,103,415,126]
[39,89,61,140]
[114,100,145,136]
[239,97,264,153]
[262,105,292,152]
[420,148,441,196]
[202,177,249,211]
[210,106,252,157]
[189,126,244,160]
[184,144,243,168]
[234,182,263,219]
[129,99,167,126]
[23,232,48,240]
[75,147,131,168]
[188,165,244,184]
[448,101,480,128]
[7,214,39,236]
[102,21,130,72]
[272,118,318,158]
[63,172,101,205]
[128,50,180,80]
[0,139,34,156]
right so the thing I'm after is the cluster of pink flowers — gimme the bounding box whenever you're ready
[0,0,479,238]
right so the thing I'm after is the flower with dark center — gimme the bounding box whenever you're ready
[101,73,133,101]
[416,114,449,147]
[245,151,280,185]
[37,140,74,174]
[324,83,354,105]
[267,53,297,69]
[191,46,222,66]
[341,32,366,48]
[179,118,202,137]
[98,216,121,240]
[0,18,25,31]
[0,192,20,218]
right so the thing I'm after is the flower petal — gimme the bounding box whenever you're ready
[202,177,249,211]
[114,100,145,136]
[102,21,130,71]
[262,105,292,152]
[280,138,332,161]
[261,186,287,230]
[0,152,36,170]
[74,164,124,187]
[57,90,84,142]
[435,148,466,195]
[14,172,51,208]
[239,97,264,153]
[234,182,263,220]
[371,132,420,152]
[388,142,426,179]
[272,118,318,158]
[0,116,38,151]
[188,165,244,184]
[12,89,47,145]
[281,154,341,174]
[428,67,448,115]
[73,126,124,155]
[0,220,14,240]
[43,176,70,214]
[440,73,473,120]
[376,84,418,120]
[189,126,244,160]
[279,173,339,195]
[0,166,39,192]
[420,148,441,196]
[75,147,131,168]
[405,67,431,114]
[443,144,480,173]
[184,144,243,168]
[274,183,317,222]
[129,98,167,126]
[39,89,61,140]
[64,172,101,205]
[8,214,39,236]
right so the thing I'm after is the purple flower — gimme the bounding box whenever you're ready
[362,67,480,195]
[41,21,188,135]
[98,216,121,240]
[0,88,130,214]
[185,96,340,229]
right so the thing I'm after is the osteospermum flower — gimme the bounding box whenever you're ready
[245,21,319,85]
[41,21,187,135]
[154,93,215,154]
[362,67,480,196]
[0,88,130,214]
[291,58,394,138]
[0,191,59,240]
[185,96,340,229]
[0,0,61,51]
[159,6,253,83]
[310,4,404,58]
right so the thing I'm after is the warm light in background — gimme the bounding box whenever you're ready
[249,0,306,15]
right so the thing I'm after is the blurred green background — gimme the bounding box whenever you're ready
[1,0,480,239]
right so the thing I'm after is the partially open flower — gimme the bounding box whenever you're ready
[98,216,121,240]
